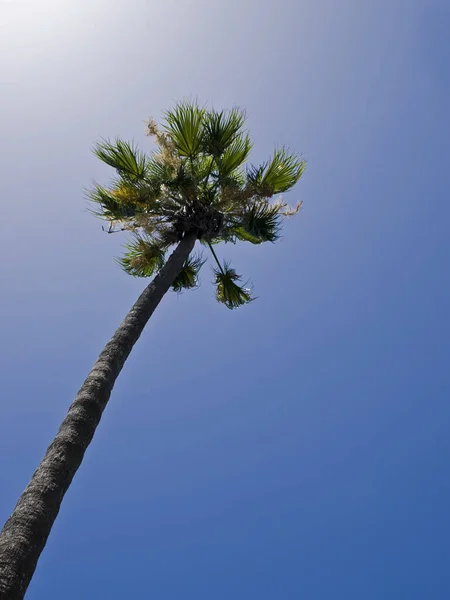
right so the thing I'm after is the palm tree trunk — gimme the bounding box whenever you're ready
[0,230,197,599]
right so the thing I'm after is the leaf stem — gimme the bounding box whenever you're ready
[207,241,225,275]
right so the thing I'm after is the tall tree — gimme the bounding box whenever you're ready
[0,102,305,599]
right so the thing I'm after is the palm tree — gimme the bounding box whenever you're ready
[0,101,305,599]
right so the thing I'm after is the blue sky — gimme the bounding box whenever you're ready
[1,0,449,597]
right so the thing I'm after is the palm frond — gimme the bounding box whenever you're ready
[233,201,281,244]
[164,102,205,157]
[117,235,166,277]
[247,150,305,196]
[246,163,268,194]
[94,139,147,181]
[218,134,253,177]
[111,181,160,209]
[203,108,246,157]
[88,184,138,221]
[195,155,215,181]
[172,254,205,292]
[214,262,253,309]
[260,149,305,194]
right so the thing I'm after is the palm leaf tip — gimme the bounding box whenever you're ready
[249,149,306,195]
[118,235,166,277]
[94,139,147,181]
[218,133,253,176]
[214,263,254,309]
[87,184,137,221]
[265,148,305,192]
[171,254,205,292]
[164,101,205,157]
[203,107,247,156]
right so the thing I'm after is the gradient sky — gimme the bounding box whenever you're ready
[1,0,450,598]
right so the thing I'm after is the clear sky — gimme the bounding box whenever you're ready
[1,0,449,598]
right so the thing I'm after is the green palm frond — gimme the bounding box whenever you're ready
[94,139,147,181]
[261,149,305,194]
[88,184,138,221]
[164,102,205,157]
[172,254,205,292]
[246,163,268,193]
[218,134,253,177]
[248,150,305,195]
[118,235,167,277]
[195,155,215,180]
[203,108,246,157]
[233,201,281,244]
[214,262,253,309]
[111,181,157,208]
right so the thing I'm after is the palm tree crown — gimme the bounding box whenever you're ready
[89,101,305,308]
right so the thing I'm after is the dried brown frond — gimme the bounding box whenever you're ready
[146,118,160,138]
[281,200,303,217]
[156,145,181,170]
[146,117,177,156]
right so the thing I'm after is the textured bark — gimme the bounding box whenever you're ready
[0,231,197,599]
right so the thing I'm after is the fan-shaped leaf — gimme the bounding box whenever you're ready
[88,184,138,221]
[261,149,305,194]
[164,102,205,157]
[246,163,268,193]
[218,134,252,177]
[203,108,247,157]
[94,139,147,180]
[195,155,215,181]
[233,202,281,243]
[214,263,253,309]
[172,254,205,292]
[118,236,166,277]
